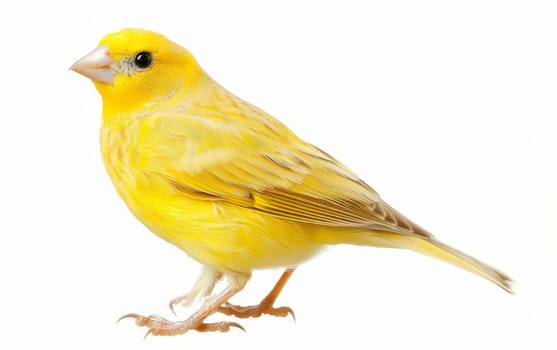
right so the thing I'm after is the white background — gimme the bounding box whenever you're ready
[4,0,556,349]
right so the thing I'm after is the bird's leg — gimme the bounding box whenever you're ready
[119,273,250,337]
[169,267,222,315]
[217,268,296,320]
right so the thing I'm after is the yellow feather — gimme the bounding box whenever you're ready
[81,29,512,295]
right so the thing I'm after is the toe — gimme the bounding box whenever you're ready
[196,321,246,333]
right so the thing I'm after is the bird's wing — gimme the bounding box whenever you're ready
[133,112,431,237]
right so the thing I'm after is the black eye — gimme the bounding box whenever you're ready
[133,51,153,69]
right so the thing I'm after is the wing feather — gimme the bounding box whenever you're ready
[133,112,430,238]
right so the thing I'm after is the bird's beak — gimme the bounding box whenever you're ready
[70,45,114,84]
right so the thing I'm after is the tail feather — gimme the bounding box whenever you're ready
[332,230,513,293]
[393,234,513,293]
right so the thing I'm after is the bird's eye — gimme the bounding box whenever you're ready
[133,51,153,69]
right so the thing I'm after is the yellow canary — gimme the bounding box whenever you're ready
[71,28,512,337]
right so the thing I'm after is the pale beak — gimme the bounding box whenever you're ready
[70,45,114,84]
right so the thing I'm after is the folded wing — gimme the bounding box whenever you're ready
[133,111,431,238]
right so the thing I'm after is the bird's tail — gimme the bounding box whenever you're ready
[321,230,513,293]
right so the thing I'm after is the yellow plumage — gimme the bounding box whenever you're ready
[71,28,512,336]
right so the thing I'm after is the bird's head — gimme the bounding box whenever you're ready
[71,28,205,115]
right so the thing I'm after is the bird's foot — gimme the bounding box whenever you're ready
[118,313,245,337]
[217,300,295,320]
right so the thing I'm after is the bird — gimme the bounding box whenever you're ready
[70,28,512,337]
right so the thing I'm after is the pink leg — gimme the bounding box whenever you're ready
[217,268,296,320]
[120,282,245,337]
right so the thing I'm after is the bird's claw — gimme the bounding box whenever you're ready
[217,302,296,321]
[118,312,245,336]
[168,294,191,316]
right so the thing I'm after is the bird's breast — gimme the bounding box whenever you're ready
[100,124,136,200]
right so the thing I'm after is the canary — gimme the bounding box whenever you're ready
[70,28,512,337]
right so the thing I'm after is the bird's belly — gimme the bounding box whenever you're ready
[120,186,322,273]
